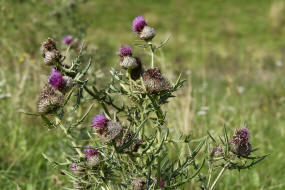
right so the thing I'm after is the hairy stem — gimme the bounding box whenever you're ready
[209,162,230,190]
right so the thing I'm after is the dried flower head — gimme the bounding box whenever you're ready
[63,35,73,45]
[49,68,65,90]
[133,16,147,32]
[37,84,64,114]
[42,38,57,51]
[132,178,146,190]
[61,75,73,94]
[42,38,62,65]
[230,125,251,157]
[139,25,156,41]
[119,45,132,57]
[142,68,171,93]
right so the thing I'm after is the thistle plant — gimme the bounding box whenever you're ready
[29,16,267,189]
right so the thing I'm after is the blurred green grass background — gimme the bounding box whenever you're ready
[1,0,285,189]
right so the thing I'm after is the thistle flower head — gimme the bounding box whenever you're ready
[49,68,65,90]
[84,148,98,159]
[230,125,251,157]
[115,130,142,152]
[71,162,85,176]
[37,84,64,114]
[120,56,138,69]
[119,45,132,57]
[91,113,108,128]
[42,38,61,65]
[139,25,156,41]
[211,146,223,157]
[98,121,123,142]
[132,178,146,190]
[133,16,147,32]
[63,35,73,45]
[142,68,171,93]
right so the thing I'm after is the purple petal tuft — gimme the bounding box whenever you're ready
[133,16,147,32]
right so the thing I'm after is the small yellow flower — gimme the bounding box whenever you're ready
[226,75,233,83]
[23,52,29,58]
[19,57,24,63]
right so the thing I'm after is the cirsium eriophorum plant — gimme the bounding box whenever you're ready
[28,16,267,190]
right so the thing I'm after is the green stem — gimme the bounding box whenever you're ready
[209,162,230,190]
[148,42,155,68]
[55,117,83,157]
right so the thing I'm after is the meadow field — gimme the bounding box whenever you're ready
[1,0,285,189]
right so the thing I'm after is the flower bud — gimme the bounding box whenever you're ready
[61,75,73,94]
[62,35,73,45]
[230,126,251,157]
[142,68,171,94]
[210,146,223,157]
[132,178,146,190]
[37,84,64,114]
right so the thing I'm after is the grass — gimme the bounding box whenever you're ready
[1,0,285,189]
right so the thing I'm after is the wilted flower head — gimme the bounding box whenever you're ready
[132,178,146,190]
[42,38,62,66]
[91,113,108,128]
[84,148,100,167]
[63,35,73,45]
[142,68,171,93]
[133,16,147,32]
[37,84,64,114]
[139,25,156,41]
[49,68,65,90]
[119,45,132,57]
[230,125,251,157]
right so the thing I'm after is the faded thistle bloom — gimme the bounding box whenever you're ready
[84,148,100,168]
[142,68,171,93]
[91,114,122,142]
[133,16,156,41]
[118,46,138,69]
[42,38,62,66]
[132,178,146,190]
[62,35,73,45]
[230,125,251,157]
[37,84,64,114]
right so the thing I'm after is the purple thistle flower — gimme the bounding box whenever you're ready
[91,113,108,128]
[71,163,78,171]
[133,16,147,32]
[230,125,251,156]
[62,35,73,45]
[216,146,222,152]
[84,148,99,159]
[119,45,132,56]
[49,68,65,90]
